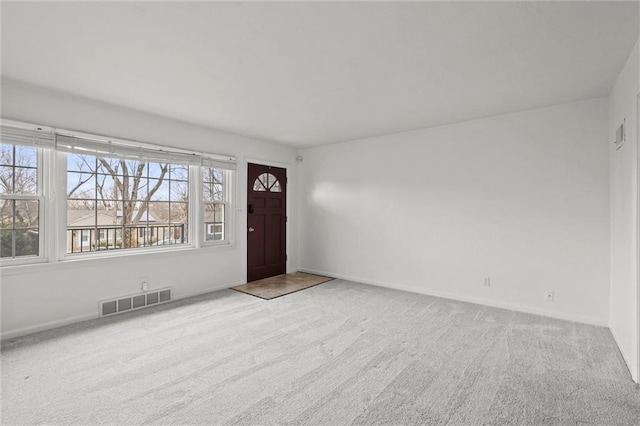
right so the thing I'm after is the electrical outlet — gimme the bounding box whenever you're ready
[545,291,554,302]
[483,277,491,287]
[140,277,149,291]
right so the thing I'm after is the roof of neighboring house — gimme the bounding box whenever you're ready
[68,211,117,227]
[68,209,157,227]
[116,210,156,222]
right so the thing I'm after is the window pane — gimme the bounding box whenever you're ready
[170,180,188,202]
[135,225,153,247]
[68,199,98,219]
[203,168,223,184]
[0,229,39,258]
[214,169,223,183]
[67,173,95,199]
[122,225,140,249]
[0,143,13,166]
[14,200,39,228]
[204,182,223,202]
[253,177,266,191]
[0,165,12,194]
[120,203,137,225]
[96,174,121,201]
[13,167,37,194]
[149,201,169,223]
[0,165,37,195]
[206,229,220,242]
[204,203,224,241]
[153,226,173,245]
[175,224,187,243]
[128,205,153,226]
[15,146,37,168]
[203,203,215,223]
[215,203,224,223]
[0,230,13,257]
[134,178,149,200]
[0,199,13,226]
[149,179,169,201]
[67,200,96,253]
[14,229,38,256]
[171,164,188,181]
[0,144,38,195]
[169,202,188,223]
[119,174,136,200]
[147,162,165,179]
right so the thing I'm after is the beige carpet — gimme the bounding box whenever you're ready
[231,271,334,299]
[2,279,639,425]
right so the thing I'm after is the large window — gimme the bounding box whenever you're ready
[0,121,236,264]
[66,153,190,254]
[0,143,40,258]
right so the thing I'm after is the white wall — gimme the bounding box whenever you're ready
[299,98,610,326]
[609,38,639,382]
[0,79,299,339]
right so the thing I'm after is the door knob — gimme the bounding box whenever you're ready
[248,227,254,232]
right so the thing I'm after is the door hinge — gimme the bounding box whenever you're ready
[286,255,288,261]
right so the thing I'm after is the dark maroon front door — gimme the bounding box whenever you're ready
[247,163,287,282]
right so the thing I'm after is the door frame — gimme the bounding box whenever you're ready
[244,157,292,282]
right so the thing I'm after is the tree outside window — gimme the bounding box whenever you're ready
[0,143,40,258]
[66,153,189,253]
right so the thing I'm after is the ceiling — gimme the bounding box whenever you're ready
[1,1,638,148]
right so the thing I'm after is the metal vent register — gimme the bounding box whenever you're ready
[100,288,172,317]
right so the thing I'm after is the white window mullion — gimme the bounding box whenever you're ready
[55,150,68,261]
[224,169,235,244]
[190,165,202,249]
[41,147,54,262]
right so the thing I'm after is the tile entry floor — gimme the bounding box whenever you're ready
[231,271,334,299]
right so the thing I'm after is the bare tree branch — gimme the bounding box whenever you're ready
[67,172,93,198]
[133,164,168,224]
[98,159,123,201]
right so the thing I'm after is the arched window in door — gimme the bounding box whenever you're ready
[252,173,282,192]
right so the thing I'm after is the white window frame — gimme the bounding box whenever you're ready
[0,144,52,267]
[0,119,237,266]
[60,153,196,259]
[201,168,233,247]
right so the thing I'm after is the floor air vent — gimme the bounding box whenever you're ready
[100,288,172,317]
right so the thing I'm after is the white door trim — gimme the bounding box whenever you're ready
[636,90,640,383]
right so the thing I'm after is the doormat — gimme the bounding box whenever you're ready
[231,272,334,300]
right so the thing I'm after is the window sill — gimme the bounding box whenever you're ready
[0,241,236,277]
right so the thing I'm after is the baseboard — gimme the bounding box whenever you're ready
[609,326,638,383]
[174,280,244,300]
[1,280,244,341]
[1,312,98,341]
[299,268,609,328]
